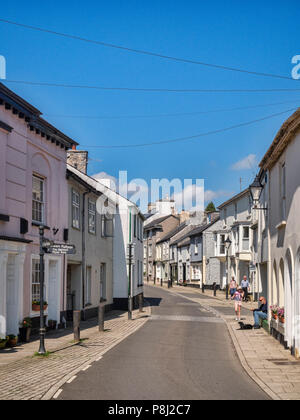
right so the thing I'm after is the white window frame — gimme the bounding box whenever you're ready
[31,255,48,316]
[194,238,198,255]
[101,214,114,237]
[242,226,250,251]
[72,189,80,229]
[218,234,226,256]
[86,266,92,305]
[88,199,96,234]
[32,174,45,224]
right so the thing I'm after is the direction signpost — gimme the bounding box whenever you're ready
[37,227,76,354]
[44,244,76,255]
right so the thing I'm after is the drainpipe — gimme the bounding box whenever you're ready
[267,171,272,323]
[82,190,89,315]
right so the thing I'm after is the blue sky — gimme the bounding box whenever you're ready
[1,0,299,210]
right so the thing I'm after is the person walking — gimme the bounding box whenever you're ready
[231,286,244,321]
[229,277,237,298]
[241,275,250,302]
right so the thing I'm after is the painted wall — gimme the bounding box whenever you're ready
[268,130,300,351]
[67,178,114,313]
[0,105,69,335]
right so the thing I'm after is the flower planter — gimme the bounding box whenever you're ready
[279,317,285,324]
[0,340,7,350]
[19,327,31,343]
[32,304,48,312]
[7,336,18,348]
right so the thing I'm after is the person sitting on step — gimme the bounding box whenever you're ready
[251,296,268,329]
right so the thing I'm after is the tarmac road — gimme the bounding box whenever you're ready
[56,285,269,400]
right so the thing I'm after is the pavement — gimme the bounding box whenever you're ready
[56,285,269,400]
[152,283,300,401]
[0,306,150,400]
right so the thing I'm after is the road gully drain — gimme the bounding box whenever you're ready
[267,359,300,366]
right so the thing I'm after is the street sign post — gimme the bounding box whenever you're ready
[44,244,76,255]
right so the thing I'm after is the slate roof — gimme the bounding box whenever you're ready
[156,222,187,244]
[144,214,178,230]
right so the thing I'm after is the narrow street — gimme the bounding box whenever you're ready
[56,285,268,400]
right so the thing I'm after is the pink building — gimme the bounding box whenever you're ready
[0,83,77,338]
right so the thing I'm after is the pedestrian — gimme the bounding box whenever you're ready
[241,275,250,302]
[232,286,244,321]
[229,276,237,298]
[251,296,268,329]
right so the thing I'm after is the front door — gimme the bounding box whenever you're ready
[183,264,186,282]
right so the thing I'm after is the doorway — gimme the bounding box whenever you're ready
[6,255,19,336]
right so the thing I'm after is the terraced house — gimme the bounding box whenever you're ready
[0,83,76,338]
[215,189,253,290]
[259,108,300,356]
[144,214,180,284]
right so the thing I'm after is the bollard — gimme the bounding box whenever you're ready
[168,280,171,289]
[202,282,205,293]
[213,282,217,296]
[73,310,81,342]
[98,300,105,332]
[138,293,144,312]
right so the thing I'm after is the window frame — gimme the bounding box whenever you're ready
[72,189,80,230]
[32,174,45,224]
[88,199,96,235]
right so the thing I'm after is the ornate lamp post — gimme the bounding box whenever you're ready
[224,236,232,300]
[249,175,267,210]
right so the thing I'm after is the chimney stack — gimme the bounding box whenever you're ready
[67,149,88,174]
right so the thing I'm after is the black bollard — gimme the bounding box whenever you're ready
[73,310,81,342]
[202,282,205,293]
[213,282,217,296]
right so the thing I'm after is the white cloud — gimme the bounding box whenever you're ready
[204,190,234,203]
[230,154,256,171]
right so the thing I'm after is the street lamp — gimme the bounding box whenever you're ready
[249,175,267,210]
[224,236,232,300]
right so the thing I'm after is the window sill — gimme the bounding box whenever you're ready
[276,220,287,230]
[32,222,50,230]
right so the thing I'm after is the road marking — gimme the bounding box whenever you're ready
[82,365,92,371]
[66,376,77,384]
[53,389,63,399]
[150,315,224,323]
